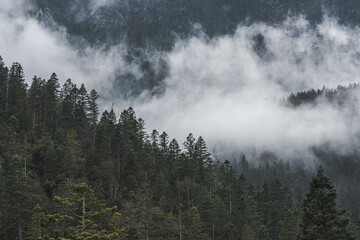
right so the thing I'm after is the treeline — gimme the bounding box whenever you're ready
[288,83,359,107]
[0,55,359,239]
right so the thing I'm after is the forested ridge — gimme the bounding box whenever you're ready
[34,0,360,50]
[0,55,359,240]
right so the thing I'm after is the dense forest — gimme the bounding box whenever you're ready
[0,55,359,240]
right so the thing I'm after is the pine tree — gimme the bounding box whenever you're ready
[300,166,353,240]
[0,137,41,240]
[184,207,208,240]
[32,134,59,197]
[8,62,27,129]
[194,136,213,183]
[29,182,120,239]
[159,131,170,174]
[44,73,60,137]
[182,133,197,178]
[278,209,300,240]
[60,79,78,130]
[59,130,83,180]
[28,76,45,135]
[0,56,9,123]
[87,89,100,146]
[74,83,89,138]
[88,110,116,198]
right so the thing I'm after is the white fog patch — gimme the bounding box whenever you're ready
[0,0,139,95]
[1,0,360,160]
[131,17,360,159]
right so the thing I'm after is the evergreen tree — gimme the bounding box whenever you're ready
[159,131,170,174]
[87,89,100,146]
[74,83,89,138]
[184,207,208,240]
[300,166,353,240]
[59,130,83,180]
[32,134,59,197]
[28,182,120,239]
[28,76,45,135]
[60,79,78,130]
[0,137,42,240]
[194,136,213,183]
[182,133,197,179]
[0,56,8,123]
[8,62,27,129]
[88,110,116,199]
[44,73,60,137]
[278,209,300,240]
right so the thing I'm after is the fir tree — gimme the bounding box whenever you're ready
[0,56,9,123]
[8,62,27,129]
[300,166,353,240]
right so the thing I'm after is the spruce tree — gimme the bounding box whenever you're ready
[0,56,8,123]
[8,62,27,128]
[60,79,78,130]
[300,166,353,240]
[28,76,45,135]
[44,73,60,137]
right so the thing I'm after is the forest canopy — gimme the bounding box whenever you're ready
[0,55,358,239]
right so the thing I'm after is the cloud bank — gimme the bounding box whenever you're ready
[132,17,360,159]
[1,0,360,161]
[0,0,139,97]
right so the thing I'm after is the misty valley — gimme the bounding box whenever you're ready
[1,0,360,240]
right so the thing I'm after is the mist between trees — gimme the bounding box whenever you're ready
[0,56,359,240]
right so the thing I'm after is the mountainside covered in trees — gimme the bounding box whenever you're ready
[33,0,360,49]
[0,55,359,239]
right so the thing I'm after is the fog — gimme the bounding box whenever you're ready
[0,0,140,98]
[1,0,360,160]
[90,0,116,11]
[133,17,360,159]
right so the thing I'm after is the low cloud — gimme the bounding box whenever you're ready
[89,0,116,12]
[1,1,360,161]
[131,17,360,160]
[0,0,139,96]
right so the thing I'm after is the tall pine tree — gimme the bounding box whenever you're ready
[300,166,353,240]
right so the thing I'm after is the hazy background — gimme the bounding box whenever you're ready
[1,0,360,162]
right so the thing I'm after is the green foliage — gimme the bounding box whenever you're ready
[300,167,354,240]
[0,55,358,240]
[184,207,208,240]
[8,62,27,129]
[278,210,300,240]
[0,56,8,123]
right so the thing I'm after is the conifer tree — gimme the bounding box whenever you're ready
[159,131,170,174]
[0,56,8,123]
[8,62,27,128]
[44,73,60,137]
[75,83,89,137]
[169,138,181,163]
[28,76,45,135]
[60,79,78,130]
[184,207,208,240]
[182,133,197,178]
[300,166,353,240]
[195,136,213,183]
[0,136,41,240]
[278,209,300,240]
